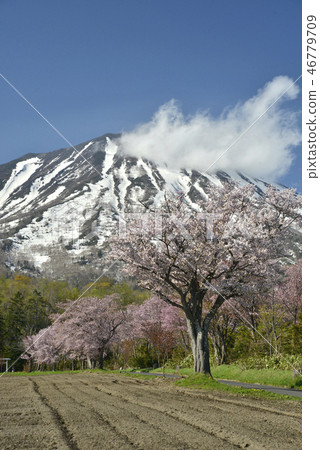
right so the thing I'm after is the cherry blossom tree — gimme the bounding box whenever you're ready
[24,296,125,370]
[110,184,301,375]
[274,259,302,324]
[54,296,125,369]
[23,326,61,370]
[129,296,186,366]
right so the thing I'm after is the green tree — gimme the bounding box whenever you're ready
[5,291,26,367]
[0,309,6,356]
[25,290,49,335]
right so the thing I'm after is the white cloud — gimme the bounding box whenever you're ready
[119,76,301,180]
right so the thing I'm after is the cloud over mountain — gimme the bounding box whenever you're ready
[120,76,301,180]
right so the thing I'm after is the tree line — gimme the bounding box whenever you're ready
[0,275,147,371]
[1,184,302,374]
[0,260,301,373]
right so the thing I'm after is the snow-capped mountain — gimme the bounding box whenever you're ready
[0,133,291,278]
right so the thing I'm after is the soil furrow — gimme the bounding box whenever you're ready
[55,379,226,449]
[50,381,141,450]
[178,388,302,418]
[93,384,243,448]
[85,381,253,449]
[96,375,301,423]
[96,376,301,418]
[81,376,300,449]
[0,377,68,449]
[30,379,80,450]
[34,378,137,449]
[1,373,301,450]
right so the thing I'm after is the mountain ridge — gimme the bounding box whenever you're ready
[0,133,296,279]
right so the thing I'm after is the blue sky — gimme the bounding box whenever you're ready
[0,0,301,190]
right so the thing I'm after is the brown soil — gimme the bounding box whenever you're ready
[0,373,301,449]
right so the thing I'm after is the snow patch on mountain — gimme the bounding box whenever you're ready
[0,157,42,208]
[0,133,298,276]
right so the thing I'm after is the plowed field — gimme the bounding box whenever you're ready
[0,373,301,449]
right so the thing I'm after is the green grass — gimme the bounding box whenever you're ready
[210,364,302,389]
[4,364,302,390]
[149,367,193,376]
[150,365,301,389]
[2,367,300,400]
[174,374,301,401]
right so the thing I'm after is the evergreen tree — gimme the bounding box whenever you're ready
[6,291,26,365]
[0,309,6,356]
[25,289,49,335]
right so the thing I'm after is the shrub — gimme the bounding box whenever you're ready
[236,354,302,371]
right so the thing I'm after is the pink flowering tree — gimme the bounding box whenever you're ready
[130,296,186,366]
[110,184,301,375]
[53,296,126,369]
[274,259,302,324]
[24,296,125,370]
[23,326,61,370]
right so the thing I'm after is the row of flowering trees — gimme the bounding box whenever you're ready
[22,296,187,370]
[22,184,301,375]
[22,258,301,372]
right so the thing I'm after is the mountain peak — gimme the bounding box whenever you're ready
[0,133,292,278]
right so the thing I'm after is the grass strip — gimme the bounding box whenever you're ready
[210,365,302,389]
[151,365,302,389]
[2,368,301,400]
[174,374,301,401]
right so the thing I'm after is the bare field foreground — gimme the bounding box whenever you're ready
[0,373,301,449]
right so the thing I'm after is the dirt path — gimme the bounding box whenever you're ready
[0,373,301,449]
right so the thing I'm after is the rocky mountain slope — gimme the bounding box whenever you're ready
[0,133,296,279]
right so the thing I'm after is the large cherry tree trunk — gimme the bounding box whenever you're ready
[184,293,225,375]
[187,319,211,375]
